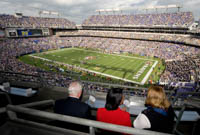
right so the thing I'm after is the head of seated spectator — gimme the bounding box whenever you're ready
[105,88,124,110]
[145,86,170,109]
[68,81,83,99]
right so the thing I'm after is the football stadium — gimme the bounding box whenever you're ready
[0,0,200,135]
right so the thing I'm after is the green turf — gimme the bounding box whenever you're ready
[28,48,159,84]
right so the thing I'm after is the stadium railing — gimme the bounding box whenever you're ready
[172,92,200,105]
[173,98,200,135]
[0,91,12,104]
[0,91,12,113]
[1,100,173,135]
[0,99,54,114]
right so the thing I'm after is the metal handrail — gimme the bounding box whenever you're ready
[0,108,6,114]
[0,91,12,113]
[82,80,148,90]
[0,100,54,114]
[172,92,200,105]
[19,99,55,107]
[6,104,172,135]
[0,91,12,104]
[173,99,200,135]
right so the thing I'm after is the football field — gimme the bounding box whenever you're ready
[31,48,158,84]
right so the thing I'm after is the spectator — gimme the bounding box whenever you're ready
[54,81,91,119]
[97,88,132,135]
[53,81,91,132]
[134,86,175,133]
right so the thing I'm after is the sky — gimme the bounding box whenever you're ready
[0,0,200,24]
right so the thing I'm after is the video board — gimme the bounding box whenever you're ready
[6,28,49,37]
[17,29,43,36]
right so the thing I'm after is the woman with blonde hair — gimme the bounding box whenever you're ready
[134,86,175,133]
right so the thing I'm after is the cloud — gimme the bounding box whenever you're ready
[182,0,200,20]
[53,0,89,6]
[28,2,43,8]
[0,0,200,24]
[92,0,145,10]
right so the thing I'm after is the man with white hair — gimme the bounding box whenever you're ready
[54,81,91,119]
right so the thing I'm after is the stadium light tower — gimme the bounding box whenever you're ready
[95,8,122,15]
[143,5,182,13]
[38,10,60,17]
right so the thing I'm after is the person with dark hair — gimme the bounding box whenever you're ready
[96,88,132,134]
[134,86,175,133]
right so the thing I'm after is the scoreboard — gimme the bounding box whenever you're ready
[17,29,43,36]
[5,28,50,37]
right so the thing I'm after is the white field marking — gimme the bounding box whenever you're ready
[92,49,146,77]
[31,48,158,84]
[133,63,149,79]
[30,55,54,62]
[118,61,133,78]
[113,58,129,74]
[126,60,145,80]
[112,56,128,73]
[33,48,75,55]
[106,58,125,75]
[141,61,158,85]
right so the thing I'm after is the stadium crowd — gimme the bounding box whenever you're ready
[57,30,200,47]
[83,12,194,27]
[160,54,200,82]
[0,37,74,87]
[0,36,200,86]
[0,14,76,29]
[68,36,199,60]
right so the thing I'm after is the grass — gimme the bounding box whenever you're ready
[18,47,164,84]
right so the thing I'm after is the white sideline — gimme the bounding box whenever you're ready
[141,61,158,85]
[30,48,158,85]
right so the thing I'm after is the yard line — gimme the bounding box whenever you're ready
[126,61,144,80]
[141,61,158,85]
[106,59,128,75]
